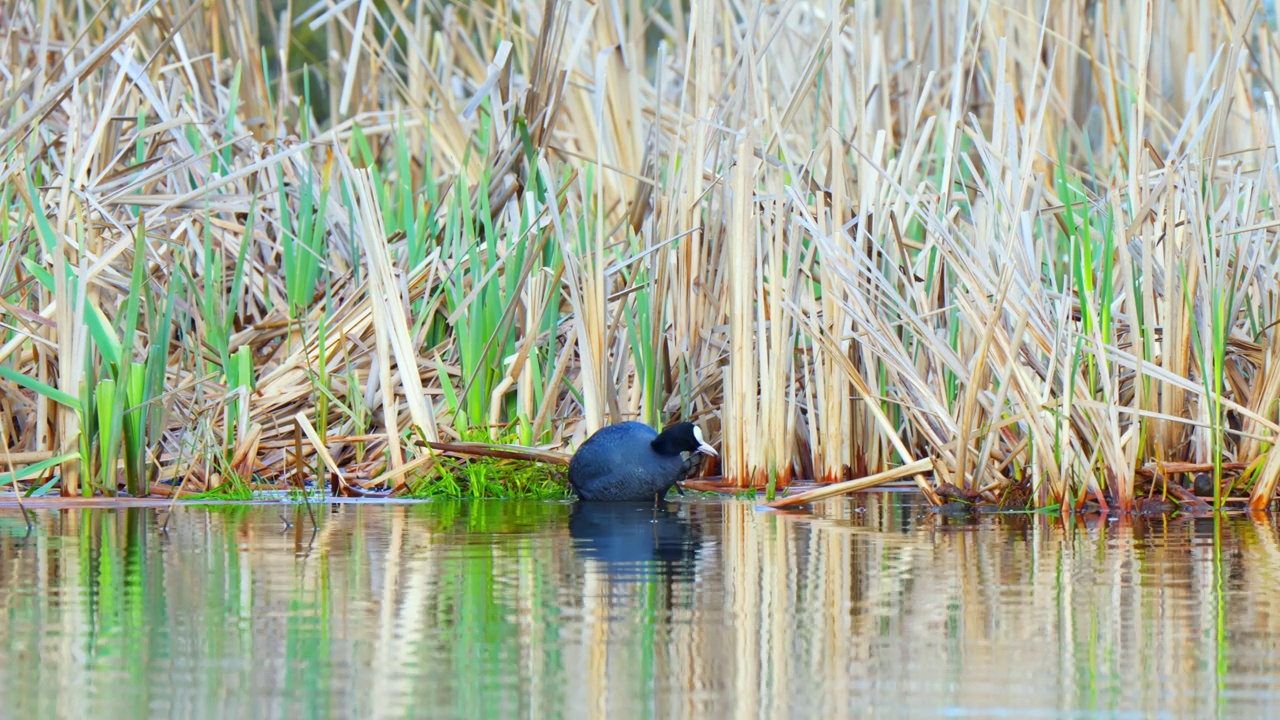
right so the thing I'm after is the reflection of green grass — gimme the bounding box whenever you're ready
[169,505,257,525]
[404,500,574,718]
[407,499,572,535]
[0,517,35,537]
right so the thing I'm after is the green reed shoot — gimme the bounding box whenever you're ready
[280,139,331,318]
[225,345,255,453]
[624,255,661,428]
[189,197,256,378]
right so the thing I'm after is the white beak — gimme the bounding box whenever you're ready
[693,425,718,456]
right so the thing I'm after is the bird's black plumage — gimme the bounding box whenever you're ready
[568,421,717,502]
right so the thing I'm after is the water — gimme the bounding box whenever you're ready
[1,494,1279,719]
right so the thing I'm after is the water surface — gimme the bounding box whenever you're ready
[1,495,1279,718]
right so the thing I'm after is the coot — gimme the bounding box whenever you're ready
[568,421,718,502]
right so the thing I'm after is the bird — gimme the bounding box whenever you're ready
[567,421,718,502]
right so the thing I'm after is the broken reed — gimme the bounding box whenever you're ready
[1,0,1279,510]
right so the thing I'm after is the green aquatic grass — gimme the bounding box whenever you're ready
[280,100,331,318]
[186,474,257,502]
[402,432,569,500]
[404,459,569,500]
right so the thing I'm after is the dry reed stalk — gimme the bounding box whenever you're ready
[763,458,935,509]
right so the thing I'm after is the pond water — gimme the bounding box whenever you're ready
[1,494,1279,718]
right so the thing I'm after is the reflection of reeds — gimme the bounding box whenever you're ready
[6,501,1280,715]
[6,2,1280,509]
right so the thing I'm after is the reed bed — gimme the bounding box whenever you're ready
[2,0,1280,511]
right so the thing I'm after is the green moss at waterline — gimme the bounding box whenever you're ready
[403,459,570,500]
[185,475,257,502]
[402,430,571,500]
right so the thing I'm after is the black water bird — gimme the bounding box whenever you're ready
[567,421,718,502]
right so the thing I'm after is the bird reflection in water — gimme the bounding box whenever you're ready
[568,501,701,581]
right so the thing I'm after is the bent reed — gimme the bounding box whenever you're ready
[1,0,1278,511]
